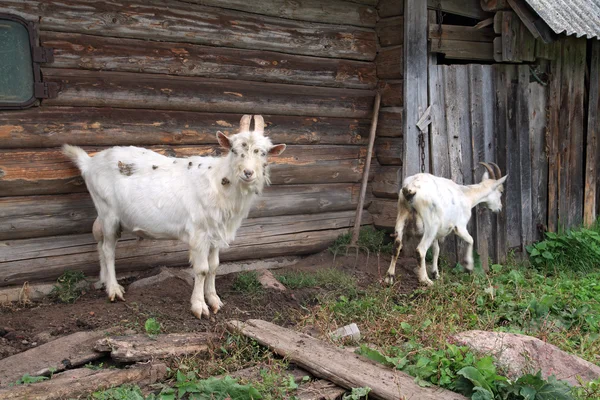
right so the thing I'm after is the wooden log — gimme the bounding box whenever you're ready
[372,166,400,199]
[42,69,375,119]
[376,46,403,80]
[95,333,214,362]
[375,137,402,165]
[378,0,404,18]
[0,330,114,386]
[0,184,365,240]
[0,210,372,286]
[41,32,376,90]
[227,319,468,400]
[379,80,403,107]
[584,41,600,227]
[178,0,376,27]
[431,39,495,61]
[369,198,397,230]
[0,107,371,149]
[480,0,509,11]
[427,0,492,20]
[0,363,167,400]
[377,107,403,137]
[428,24,496,42]
[298,379,347,400]
[377,16,404,47]
[0,145,369,197]
[0,0,376,61]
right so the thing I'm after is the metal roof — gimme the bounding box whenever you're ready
[522,0,600,39]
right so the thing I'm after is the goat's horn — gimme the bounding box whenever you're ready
[490,162,502,179]
[239,115,252,132]
[479,162,496,180]
[253,115,265,135]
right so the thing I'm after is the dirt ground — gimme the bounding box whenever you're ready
[0,250,420,361]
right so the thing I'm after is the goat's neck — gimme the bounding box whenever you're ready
[461,182,492,208]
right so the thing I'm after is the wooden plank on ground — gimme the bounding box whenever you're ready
[403,0,429,179]
[546,41,562,232]
[95,333,215,362]
[42,69,375,119]
[227,319,468,400]
[517,65,533,249]
[428,25,496,42]
[0,210,372,286]
[427,0,491,20]
[0,0,376,61]
[0,107,371,149]
[41,32,376,90]
[376,46,403,80]
[0,363,167,400]
[430,39,494,61]
[0,330,114,386]
[584,41,600,226]
[378,0,404,18]
[377,16,404,47]
[493,65,509,262]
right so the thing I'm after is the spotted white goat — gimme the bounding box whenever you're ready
[385,163,507,286]
[62,115,286,319]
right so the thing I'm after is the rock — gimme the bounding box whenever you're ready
[257,270,286,291]
[450,330,600,386]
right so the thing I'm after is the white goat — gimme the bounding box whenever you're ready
[385,163,507,286]
[62,115,286,319]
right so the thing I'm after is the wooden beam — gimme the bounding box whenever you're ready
[428,24,496,42]
[584,41,600,226]
[427,0,492,20]
[227,319,468,400]
[378,107,404,137]
[376,46,403,80]
[480,0,510,11]
[403,0,429,178]
[379,80,404,107]
[378,0,404,18]
[377,16,404,47]
[431,39,495,61]
[506,0,555,43]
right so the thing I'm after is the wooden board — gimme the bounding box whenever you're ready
[376,46,403,80]
[377,16,404,47]
[378,0,404,18]
[517,65,533,249]
[0,107,371,149]
[0,210,372,286]
[427,0,492,20]
[584,41,600,226]
[1,0,376,61]
[42,32,376,90]
[377,107,403,137]
[0,183,366,240]
[374,137,402,165]
[379,80,404,107]
[42,69,375,119]
[431,39,494,61]
[227,319,468,400]
[428,24,496,42]
[546,42,562,232]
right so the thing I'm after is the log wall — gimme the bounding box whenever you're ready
[0,0,380,286]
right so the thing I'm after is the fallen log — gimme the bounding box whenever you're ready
[227,319,467,400]
[0,363,167,400]
[0,329,113,387]
[95,333,215,363]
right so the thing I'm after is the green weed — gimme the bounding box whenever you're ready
[328,226,393,256]
[343,386,371,399]
[91,385,150,400]
[144,318,161,336]
[232,271,264,295]
[51,270,87,303]
[276,268,357,294]
[13,374,49,385]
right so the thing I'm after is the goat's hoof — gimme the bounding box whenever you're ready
[191,302,210,319]
[419,278,434,287]
[206,294,224,314]
[431,271,440,280]
[107,284,125,302]
[384,274,395,286]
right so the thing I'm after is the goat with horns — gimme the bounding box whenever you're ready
[385,163,507,286]
[63,115,286,319]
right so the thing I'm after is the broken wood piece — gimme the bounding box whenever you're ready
[297,379,347,400]
[227,319,468,400]
[0,363,167,400]
[94,333,215,362]
[257,269,286,291]
[0,329,114,386]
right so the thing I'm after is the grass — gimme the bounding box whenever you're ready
[232,271,264,295]
[276,268,357,295]
[328,226,393,257]
[51,270,87,303]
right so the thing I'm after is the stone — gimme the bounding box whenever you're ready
[450,330,600,386]
[257,270,286,291]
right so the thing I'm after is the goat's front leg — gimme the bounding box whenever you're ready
[190,246,211,319]
[384,201,410,285]
[416,229,437,286]
[455,226,474,272]
[204,247,223,314]
[428,239,440,280]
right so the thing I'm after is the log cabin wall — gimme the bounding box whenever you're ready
[0,0,382,286]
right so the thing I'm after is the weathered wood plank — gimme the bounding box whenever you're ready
[0,211,371,286]
[376,46,403,80]
[375,137,402,165]
[493,65,509,262]
[377,107,403,137]
[0,145,370,197]
[377,16,404,47]
[506,0,555,43]
[372,166,400,199]
[427,0,492,20]
[546,42,561,232]
[227,319,468,400]
[431,39,494,61]
[180,0,377,27]
[480,0,509,11]
[517,65,533,249]
[535,39,559,60]
[42,69,375,119]
[428,25,496,42]
[378,0,404,18]
[1,0,376,61]
[379,80,403,107]
[443,66,467,184]
[403,0,429,179]
[501,11,520,62]
[41,32,376,90]
[584,41,600,226]
[0,107,370,149]
[0,183,365,240]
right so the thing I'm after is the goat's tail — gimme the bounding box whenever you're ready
[401,186,416,202]
[62,144,91,173]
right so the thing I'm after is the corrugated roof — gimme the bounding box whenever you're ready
[522,0,600,39]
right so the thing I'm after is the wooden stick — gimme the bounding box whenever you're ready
[351,92,381,246]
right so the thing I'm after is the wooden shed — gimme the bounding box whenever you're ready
[0,0,598,289]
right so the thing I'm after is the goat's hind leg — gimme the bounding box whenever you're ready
[92,218,108,289]
[100,218,125,301]
[416,228,437,286]
[384,201,410,285]
[428,239,440,280]
[205,247,224,314]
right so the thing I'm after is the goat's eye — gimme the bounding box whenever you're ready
[254,149,259,154]
[242,143,247,147]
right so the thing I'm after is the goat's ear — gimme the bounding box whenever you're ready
[481,171,490,181]
[216,131,232,149]
[268,144,286,156]
[494,175,508,190]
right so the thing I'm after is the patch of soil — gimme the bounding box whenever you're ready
[0,250,420,361]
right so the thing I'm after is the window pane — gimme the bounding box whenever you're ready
[0,19,34,104]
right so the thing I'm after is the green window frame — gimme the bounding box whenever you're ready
[0,13,56,110]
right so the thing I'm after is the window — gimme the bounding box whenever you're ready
[0,13,56,109]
